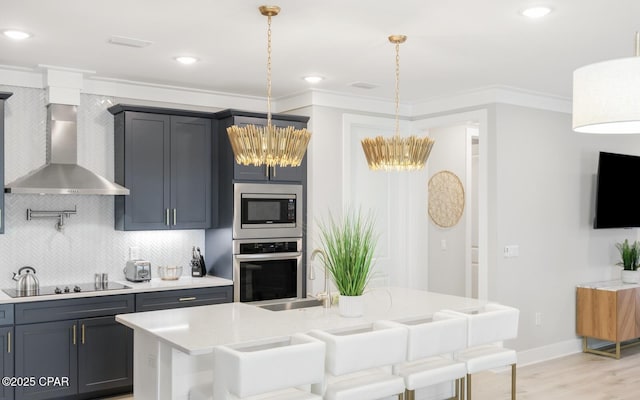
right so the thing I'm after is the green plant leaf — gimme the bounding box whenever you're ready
[317,207,378,296]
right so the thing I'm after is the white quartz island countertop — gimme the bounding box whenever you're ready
[116,286,486,356]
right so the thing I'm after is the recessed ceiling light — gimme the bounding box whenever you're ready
[304,76,324,84]
[175,56,199,65]
[521,6,552,18]
[3,29,31,40]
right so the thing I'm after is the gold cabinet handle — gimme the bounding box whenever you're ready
[72,325,77,345]
[272,166,276,178]
[7,331,10,354]
[81,324,85,344]
[173,208,177,225]
[165,209,170,226]
[0,208,3,230]
[178,297,197,302]
[265,165,269,177]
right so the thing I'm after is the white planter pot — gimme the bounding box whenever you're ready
[621,269,640,284]
[338,294,364,317]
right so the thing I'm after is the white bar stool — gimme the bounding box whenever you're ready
[380,312,468,400]
[441,304,519,400]
[190,333,325,400]
[307,321,407,400]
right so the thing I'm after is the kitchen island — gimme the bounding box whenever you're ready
[116,287,488,400]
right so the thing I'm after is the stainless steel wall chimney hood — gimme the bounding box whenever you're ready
[5,104,129,195]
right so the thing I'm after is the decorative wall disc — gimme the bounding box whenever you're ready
[428,170,465,228]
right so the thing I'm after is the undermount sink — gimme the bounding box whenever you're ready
[258,298,324,311]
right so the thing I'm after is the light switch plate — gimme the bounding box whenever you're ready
[503,245,519,258]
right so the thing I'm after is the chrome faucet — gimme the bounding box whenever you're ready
[310,248,332,308]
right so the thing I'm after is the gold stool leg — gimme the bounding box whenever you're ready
[467,373,472,400]
[460,375,465,400]
[403,389,414,400]
[511,363,517,400]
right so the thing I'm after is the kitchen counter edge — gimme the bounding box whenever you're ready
[0,276,233,304]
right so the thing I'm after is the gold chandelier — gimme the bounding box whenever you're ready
[227,5,311,167]
[361,35,435,171]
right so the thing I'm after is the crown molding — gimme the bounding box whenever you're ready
[0,66,571,115]
[411,85,572,116]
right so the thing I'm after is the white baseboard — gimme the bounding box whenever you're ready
[516,338,583,367]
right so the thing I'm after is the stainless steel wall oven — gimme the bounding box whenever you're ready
[232,238,302,303]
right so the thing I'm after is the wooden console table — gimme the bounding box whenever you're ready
[576,281,640,359]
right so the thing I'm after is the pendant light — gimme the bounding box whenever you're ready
[361,35,435,171]
[227,5,311,167]
[573,32,640,134]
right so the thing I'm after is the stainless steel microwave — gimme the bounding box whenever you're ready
[233,183,303,239]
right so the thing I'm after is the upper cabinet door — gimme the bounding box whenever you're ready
[122,112,171,230]
[170,116,212,229]
[111,105,214,231]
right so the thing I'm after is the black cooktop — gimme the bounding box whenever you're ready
[2,282,130,298]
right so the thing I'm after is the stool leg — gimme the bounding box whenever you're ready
[511,363,516,400]
[467,373,472,400]
[453,377,459,400]
[460,376,465,400]
[399,390,406,400]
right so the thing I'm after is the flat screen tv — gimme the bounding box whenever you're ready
[594,151,640,229]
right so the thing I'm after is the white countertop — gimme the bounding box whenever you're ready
[116,287,487,356]
[576,280,640,291]
[0,276,233,304]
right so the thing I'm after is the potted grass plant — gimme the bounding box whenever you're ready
[317,208,378,317]
[616,239,640,284]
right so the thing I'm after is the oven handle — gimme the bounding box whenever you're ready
[234,252,302,261]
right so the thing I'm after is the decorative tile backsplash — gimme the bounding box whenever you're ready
[0,86,204,288]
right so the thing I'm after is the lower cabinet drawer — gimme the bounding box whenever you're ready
[135,286,232,312]
[0,304,13,326]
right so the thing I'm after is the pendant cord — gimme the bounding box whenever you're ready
[635,31,639,57]
[266,15,273,127]
[394,41,400,137]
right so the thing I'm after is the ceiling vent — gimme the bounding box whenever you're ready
[108,35,153,48]
[349,81,379,90]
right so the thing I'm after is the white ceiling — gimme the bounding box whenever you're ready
[1,0,639,103]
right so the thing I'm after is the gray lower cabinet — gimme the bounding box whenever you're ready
[13,295,134,400]
[0,92,13,235]
[0,303,14,400]
[110,105,214,231]
[14,320,77,400]
[135,286,232,312]
[77,316,132,394]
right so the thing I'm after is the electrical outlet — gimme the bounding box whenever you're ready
[129,246,140,260]
[535,312,542,326]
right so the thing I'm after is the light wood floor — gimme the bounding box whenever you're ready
[103,345,640,399]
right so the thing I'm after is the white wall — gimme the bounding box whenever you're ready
[490,103,640,360]
[427,125,468,296]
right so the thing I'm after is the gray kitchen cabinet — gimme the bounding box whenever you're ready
[14,320,77,400]
[135,286,232,312]
[77,316,132,394]
[110,105,214,231]
[0,327,13,400]
[214,110,309,183]
[0,304,14,400]
[0,92,13,235]
[14,295,134,400]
